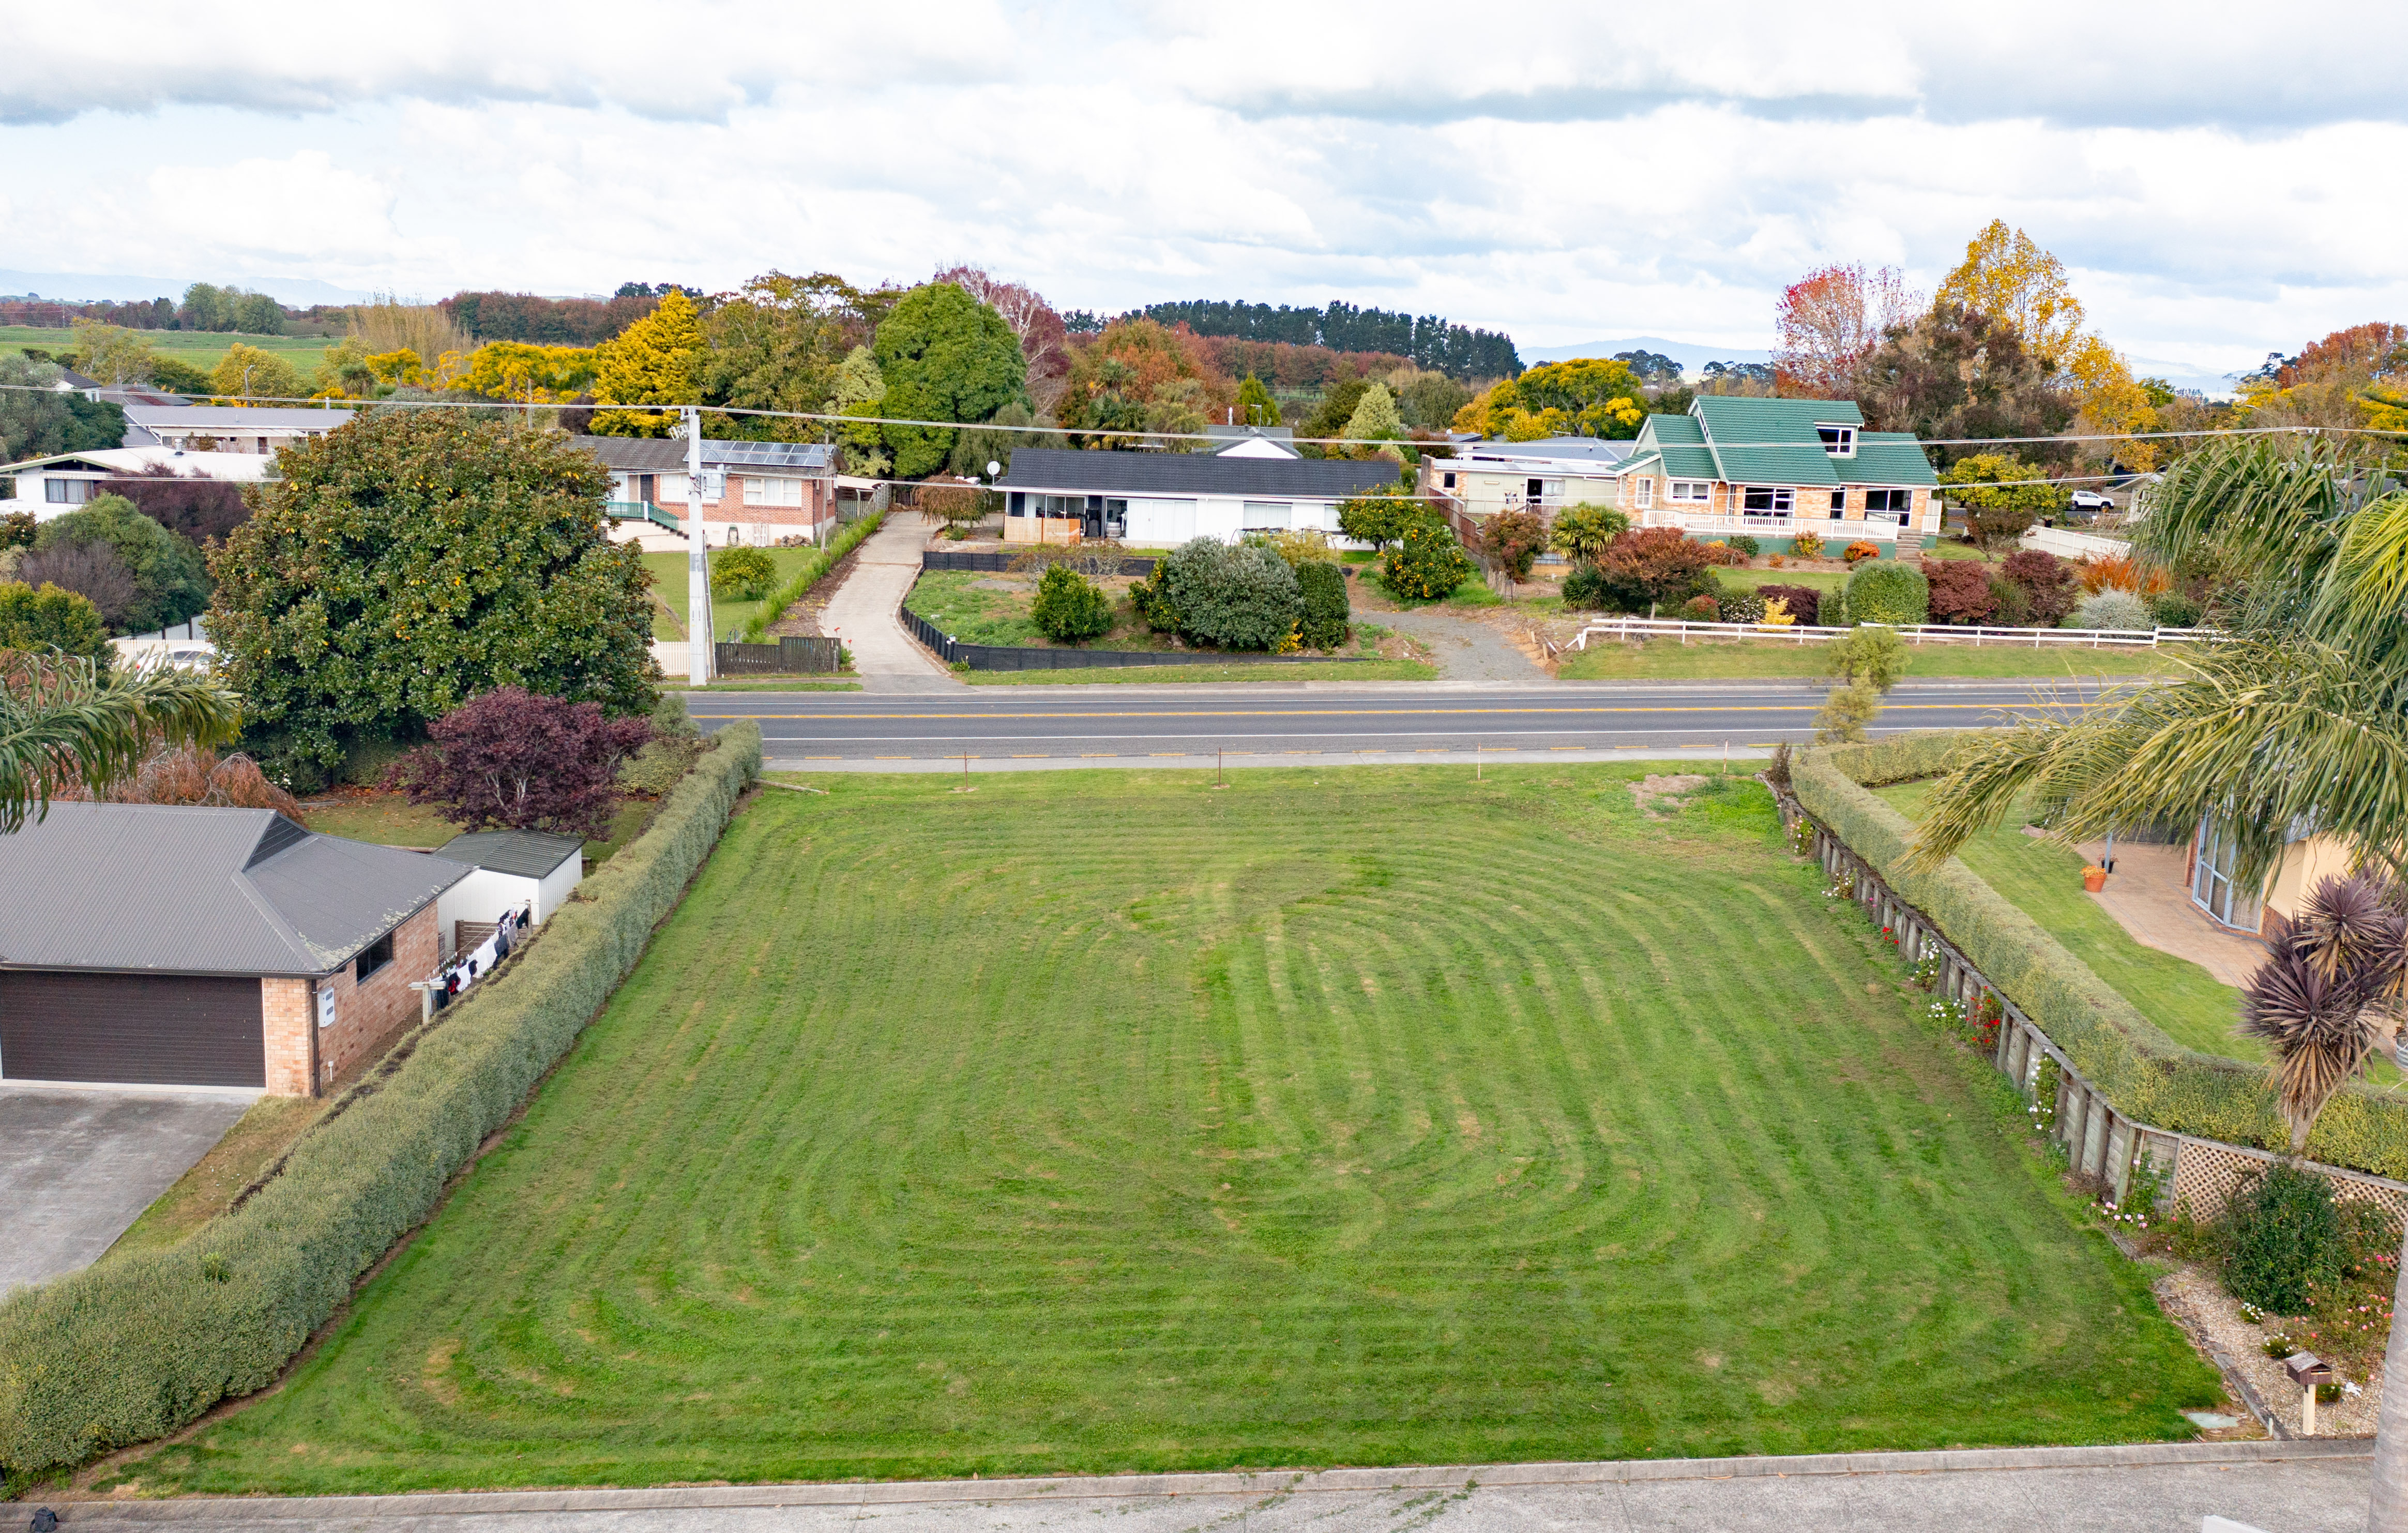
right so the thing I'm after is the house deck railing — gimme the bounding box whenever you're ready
[606,499,682,530]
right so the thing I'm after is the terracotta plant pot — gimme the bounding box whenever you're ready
[2082,866,2109,893]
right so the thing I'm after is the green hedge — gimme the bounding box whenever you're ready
[739,512,884,642]
[1793,734,2408,1179]
[0,722,763,1480]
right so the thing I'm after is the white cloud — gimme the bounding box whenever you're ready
[1,2,2402,370]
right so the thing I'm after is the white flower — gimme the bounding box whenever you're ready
[2347,1382,2364,1396]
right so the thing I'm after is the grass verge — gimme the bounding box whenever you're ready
[103,1099,329,1258]
[1557,639,2175,682]
[110,765,2214,1494]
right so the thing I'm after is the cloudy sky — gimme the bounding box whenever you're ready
[4,1,2402,380]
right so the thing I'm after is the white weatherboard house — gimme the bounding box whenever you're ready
[431,830,584,956]
[0,446,272,517]
[994,447,1402,545]
[1428,436,1632,520]
[123,404,355,456]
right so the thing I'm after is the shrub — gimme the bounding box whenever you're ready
[1717,589,1766,624]
[0,578,110,661]
[1842,560,1930,626]
[1129,564,1179,632]
[1381,521,1477,601]
[1759,594,1799,626]
[1842,540,1882,564]
[1989,576,2032,627]
[2148,589,2203,629]
[2223,1164,2344,1314]
[0,723,762,1482]
[1725,534,1760,557]
[1336,485,1419,552]
[1822,624,1910,690]
[1678,594,1721,622]
[1162,537,1302,649]
[2001,549,2076,625]
[1757,583,1827,628]
[1790,529,1825,559]
[1031,563,1114,643]
[0,508,34,551]
[1547,503,1627,563]
[2076,552,2171,597]
[1597,527,1718,611]
[1922,559,1998,625]
[1815,679,1883,743]
[31,493,209,634]
[1257,528,1336,568]
[1767,553,1786,568]
[1295,560,1350,649]
[2068,589,2152,631]
[1476,507,1548,581]
[387,686,653,840]
[1559,564,1612,611]
[1699,539,1748,567]
[1816,586,1847,626]
[708,545,777,601]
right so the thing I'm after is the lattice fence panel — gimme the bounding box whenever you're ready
[2171,1139,2408,1225]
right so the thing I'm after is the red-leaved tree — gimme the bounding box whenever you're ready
[1921,559,1998,626]
[387,687,652,840]
[1775,263,1917,397]
[934,265,1071,412]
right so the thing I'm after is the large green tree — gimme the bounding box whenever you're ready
[0,356,128,461]
[873,282,1029,477]
[31,494,210,634]
[0,581,109,661]
[209,412,658,788]
[701,270,875,440]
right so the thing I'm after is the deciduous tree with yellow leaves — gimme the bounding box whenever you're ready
[1452,357,1647,441]
[590,289,706,437]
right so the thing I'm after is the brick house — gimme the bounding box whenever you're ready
[1609,396,1941,554]
[571,434,838,548]
[0,803,467,1096]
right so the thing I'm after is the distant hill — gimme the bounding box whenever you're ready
[1519,336,1773,376]
[0,268,370,307]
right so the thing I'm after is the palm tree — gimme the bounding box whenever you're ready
[0,650,242,833]
[2239,875,2406,1152]
[1890,436,2408,1528]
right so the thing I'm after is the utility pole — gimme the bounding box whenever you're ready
[685,406,714,686]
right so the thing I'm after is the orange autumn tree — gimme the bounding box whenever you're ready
[1774,263,1915,397]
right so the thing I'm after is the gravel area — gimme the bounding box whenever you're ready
[2156,1265,2384,1437]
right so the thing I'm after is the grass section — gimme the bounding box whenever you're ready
[1720,567,1846,593]
[1872,782,2262,1067]
[671,681,864,693]
[904,567,1057,647]
[962,657,1440,685]
[0,326,332,381]
[1557,639,2176,682]
[117,767,2213,1494]
[104,1099,328,1258]
[299,791,461,847]
[642,549,831,645]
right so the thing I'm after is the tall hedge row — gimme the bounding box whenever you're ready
[1793,735,2408,1179]
[0,722,763,1480]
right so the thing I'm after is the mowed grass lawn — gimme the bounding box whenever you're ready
[119,768,2214,1494]
[642,548,827,642]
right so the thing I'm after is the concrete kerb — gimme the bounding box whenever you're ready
[765,747,1783,775]
[15,1440,2370,1521]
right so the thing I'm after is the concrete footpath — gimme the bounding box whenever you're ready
[815,516,960,693]
[16,1441,2369,1531]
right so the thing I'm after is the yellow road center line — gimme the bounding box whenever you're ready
[693,701,2096,721]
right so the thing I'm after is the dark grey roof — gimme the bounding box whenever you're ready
[124,405,353,431]
[0,802,468,978]
[997,448,1402,498]
[57,369,101,389]
[566,435,830,474]
[433,830,584,879]
[1462,436,1631,465]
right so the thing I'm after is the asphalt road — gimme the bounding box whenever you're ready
[683,679,2105,766]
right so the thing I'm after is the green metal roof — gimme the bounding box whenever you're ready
[1851,434,1941,487]
[1692,395,1864,441]
[1603,406,1936,490]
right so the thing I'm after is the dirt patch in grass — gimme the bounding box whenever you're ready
[1629,773,1709,818]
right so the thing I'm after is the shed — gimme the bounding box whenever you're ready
[432,830,584,954]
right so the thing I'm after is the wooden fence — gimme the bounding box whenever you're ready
[714,636,842,675]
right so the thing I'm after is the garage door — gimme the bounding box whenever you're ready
[0,971,265,1088]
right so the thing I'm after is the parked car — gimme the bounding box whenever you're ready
[2066,489,2114,522]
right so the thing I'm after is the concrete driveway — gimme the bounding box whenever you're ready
[0,1084,252,1295]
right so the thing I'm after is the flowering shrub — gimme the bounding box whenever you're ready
[1791,530,1825,559]
[1843,539,1881,564]
[1911,954,1943,990]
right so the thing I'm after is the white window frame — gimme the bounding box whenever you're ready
[1668,480,1710,505]
[1817,424,1857,458]
[1241,500,1293,531]
[1740,485,1794,515]
[1632,477,1655,510]
[1828,489,1847,520]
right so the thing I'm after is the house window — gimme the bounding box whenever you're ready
[1818,424,1856,457]
[1741,486,1795,516]
[742,476,803,507]
[45,477,94,505]
[2192,817,2264,932]
[1864,488,1911,521]
[355,931,395,984]
[1441,470,1457,490]
[1668,480,1710,504]
[1242,500,1292,530]
[1103,498,1128,537]
[1829,489,1846,520]
[1632,478,1654,509]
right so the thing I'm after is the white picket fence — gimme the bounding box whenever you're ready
[1567,617,2211,651]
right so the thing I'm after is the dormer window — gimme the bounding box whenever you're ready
[1818,424,1856,457]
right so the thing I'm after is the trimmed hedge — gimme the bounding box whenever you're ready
[1841,559,1930,625]
[1793,735,2408,1180]
[0,722,764,1480]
